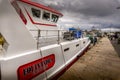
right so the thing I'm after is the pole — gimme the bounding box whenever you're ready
[37,29,41,49]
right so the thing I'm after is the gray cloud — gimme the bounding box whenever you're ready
[32,0,120,29]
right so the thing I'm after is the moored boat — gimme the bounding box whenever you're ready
[0,0,90,80]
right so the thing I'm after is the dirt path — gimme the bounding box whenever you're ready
[58,37,120,80]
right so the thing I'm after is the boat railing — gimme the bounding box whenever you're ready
[30,29,67,48]
[29,29,86,48]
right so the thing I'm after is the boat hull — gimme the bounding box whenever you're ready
[0,38,90,80]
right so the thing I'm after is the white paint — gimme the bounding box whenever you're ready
[0,0,90,80]
[0,0,36,57]
[40,44,65,79]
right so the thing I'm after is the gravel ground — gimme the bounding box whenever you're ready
[110,39,120,57]
[58,37,120,80]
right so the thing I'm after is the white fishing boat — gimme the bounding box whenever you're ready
[0,0,90,80]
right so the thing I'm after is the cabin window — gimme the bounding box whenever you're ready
[43,11,50,21]
[52,14,59,23]
[31,8,41,18]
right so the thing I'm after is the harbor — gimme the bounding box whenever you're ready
[0,35,120,80]
[58,37,120,80]
[0,0,120,80]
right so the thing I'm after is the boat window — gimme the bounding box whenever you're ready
[31,8,41,18]
[52,14,59,23]
[43,11,50,21]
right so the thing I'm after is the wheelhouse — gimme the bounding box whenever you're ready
[16,0,63,28]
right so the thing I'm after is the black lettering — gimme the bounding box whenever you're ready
[27,66,32,73]
[44,59,51,65]
[23,66,32,76]
[23,68,28,76]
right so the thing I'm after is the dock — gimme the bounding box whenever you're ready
[58,37,120,80]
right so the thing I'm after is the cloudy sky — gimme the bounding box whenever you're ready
[32,0,120,30]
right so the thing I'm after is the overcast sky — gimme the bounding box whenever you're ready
[32,0,120,30]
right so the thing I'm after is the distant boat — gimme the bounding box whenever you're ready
[0,0,90,80]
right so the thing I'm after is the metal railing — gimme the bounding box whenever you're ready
[29,29,86,49]
[30,29,66,48]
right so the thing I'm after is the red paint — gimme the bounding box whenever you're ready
[25,9,57,27]
[20,9,27,24]
[20,0,63,16]
[11,1,27,25]
[17,54,55,80]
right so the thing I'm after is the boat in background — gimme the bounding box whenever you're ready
[0,0,90,80]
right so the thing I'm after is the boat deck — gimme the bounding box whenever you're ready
[38,37,85,47]
[58,37,120,80]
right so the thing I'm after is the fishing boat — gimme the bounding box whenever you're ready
[0,0,90,80]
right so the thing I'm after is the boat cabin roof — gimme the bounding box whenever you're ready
[19,0,63,16]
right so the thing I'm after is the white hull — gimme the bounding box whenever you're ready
[0,0,90,80]
[0,38,90,80]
